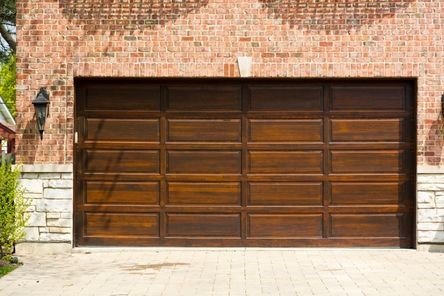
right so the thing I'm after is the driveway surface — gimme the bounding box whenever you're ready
[0,248,443,295]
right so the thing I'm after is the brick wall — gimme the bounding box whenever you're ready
[16,1,444,246]
[16,0,444,165]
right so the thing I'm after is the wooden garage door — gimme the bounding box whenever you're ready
[74,79,415,247]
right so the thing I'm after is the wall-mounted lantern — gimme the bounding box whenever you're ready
[32,88,50,140]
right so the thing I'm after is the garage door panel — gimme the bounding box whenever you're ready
[248,214,323,238]
[76,80,414,247]
[249,120,323,142]
[331,86,405,111]
[330,150,405,173]
[167,119,241,142]
[166,85,241,111]
[331,182,405,205]
[85,150,160,173]
[168,151,242,174]
[85,213,159,237]
[330,214,407,238]
[86,118,160,142]
[249,151,323,174]
[166,214,241,237]
[167,182,241,205]
[85,85,161,111]
[331,119,404,142]
[249,86,323,111]
[248,182,322,205]
[85,181,159,205]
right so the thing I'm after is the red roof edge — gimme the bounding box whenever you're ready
[0,122,15,136]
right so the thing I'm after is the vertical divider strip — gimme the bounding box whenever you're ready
[160,84,167,242]
[322,83,331,238]
[241,84,249,241]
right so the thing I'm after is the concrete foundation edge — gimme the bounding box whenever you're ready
[15,242,72,255]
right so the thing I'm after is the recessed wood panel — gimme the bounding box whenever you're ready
[85,150,159,173]
[85,213,159,237]
[167,119,241,142]
[248,214,323,238]
[86,119,159,142]
[331,182,404,205]
[249,183,322,205]
[331,119,404,142]
[249,120,322,142]
[166,85,241,111]
[166,214,241,237]
[331,86,405,110]
[168,151,241,174]
[168,182,241,205]
[249,86,323,111]
[330,214,405,238]
[76,80,415,248]
[85,85,160,111]
[331,151,404,173]
[249,151,323,174]
[85,181,159,204]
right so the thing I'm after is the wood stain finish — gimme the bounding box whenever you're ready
[74,79,415,247]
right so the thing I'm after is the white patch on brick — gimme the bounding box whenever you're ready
[20,179,43,194]
[36,199,72,212]
[48,179,73,189]
[24,227,39,241]
[418,231,444,243]
[43,188,73,199]
[417,191,434,203]
[47,218,71,227]
[417,223,444,231]
[28,212,46,227]
[39,233,71,242]
[38,173,62,179]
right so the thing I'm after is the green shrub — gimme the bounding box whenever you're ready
[0,160,29,259]
[0,55,16,116]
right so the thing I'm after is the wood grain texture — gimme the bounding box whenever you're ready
[249,151,323,173]
[166,85,241,111]
[85,84,160,111]
[75,79,415,248]
[249,120,322,142]
[168,119,241,142]
[331,119,404,142]
[85,213,159,237]
[331,85,405,110]
[330,214,406,238]
[249,182,322,205]
[85,150,160,173]
[86,181,159,204]
[167,182,241,205]
[168,151,242,174]
[249,86,323,111]
[166,214,241,237]
[331,150,404,173]
[86,119,159,142]
[248,214,323,238]
[331,182,404,205]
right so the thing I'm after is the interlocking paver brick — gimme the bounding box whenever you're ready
[0,249,444,295]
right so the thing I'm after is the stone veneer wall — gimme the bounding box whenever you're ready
[20,164,72,243]
[417,167,444,249]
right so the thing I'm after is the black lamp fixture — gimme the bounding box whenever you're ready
[32,88,50,140]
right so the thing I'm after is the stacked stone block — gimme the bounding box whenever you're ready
[20,165,72,242]
[418,168,444,245]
